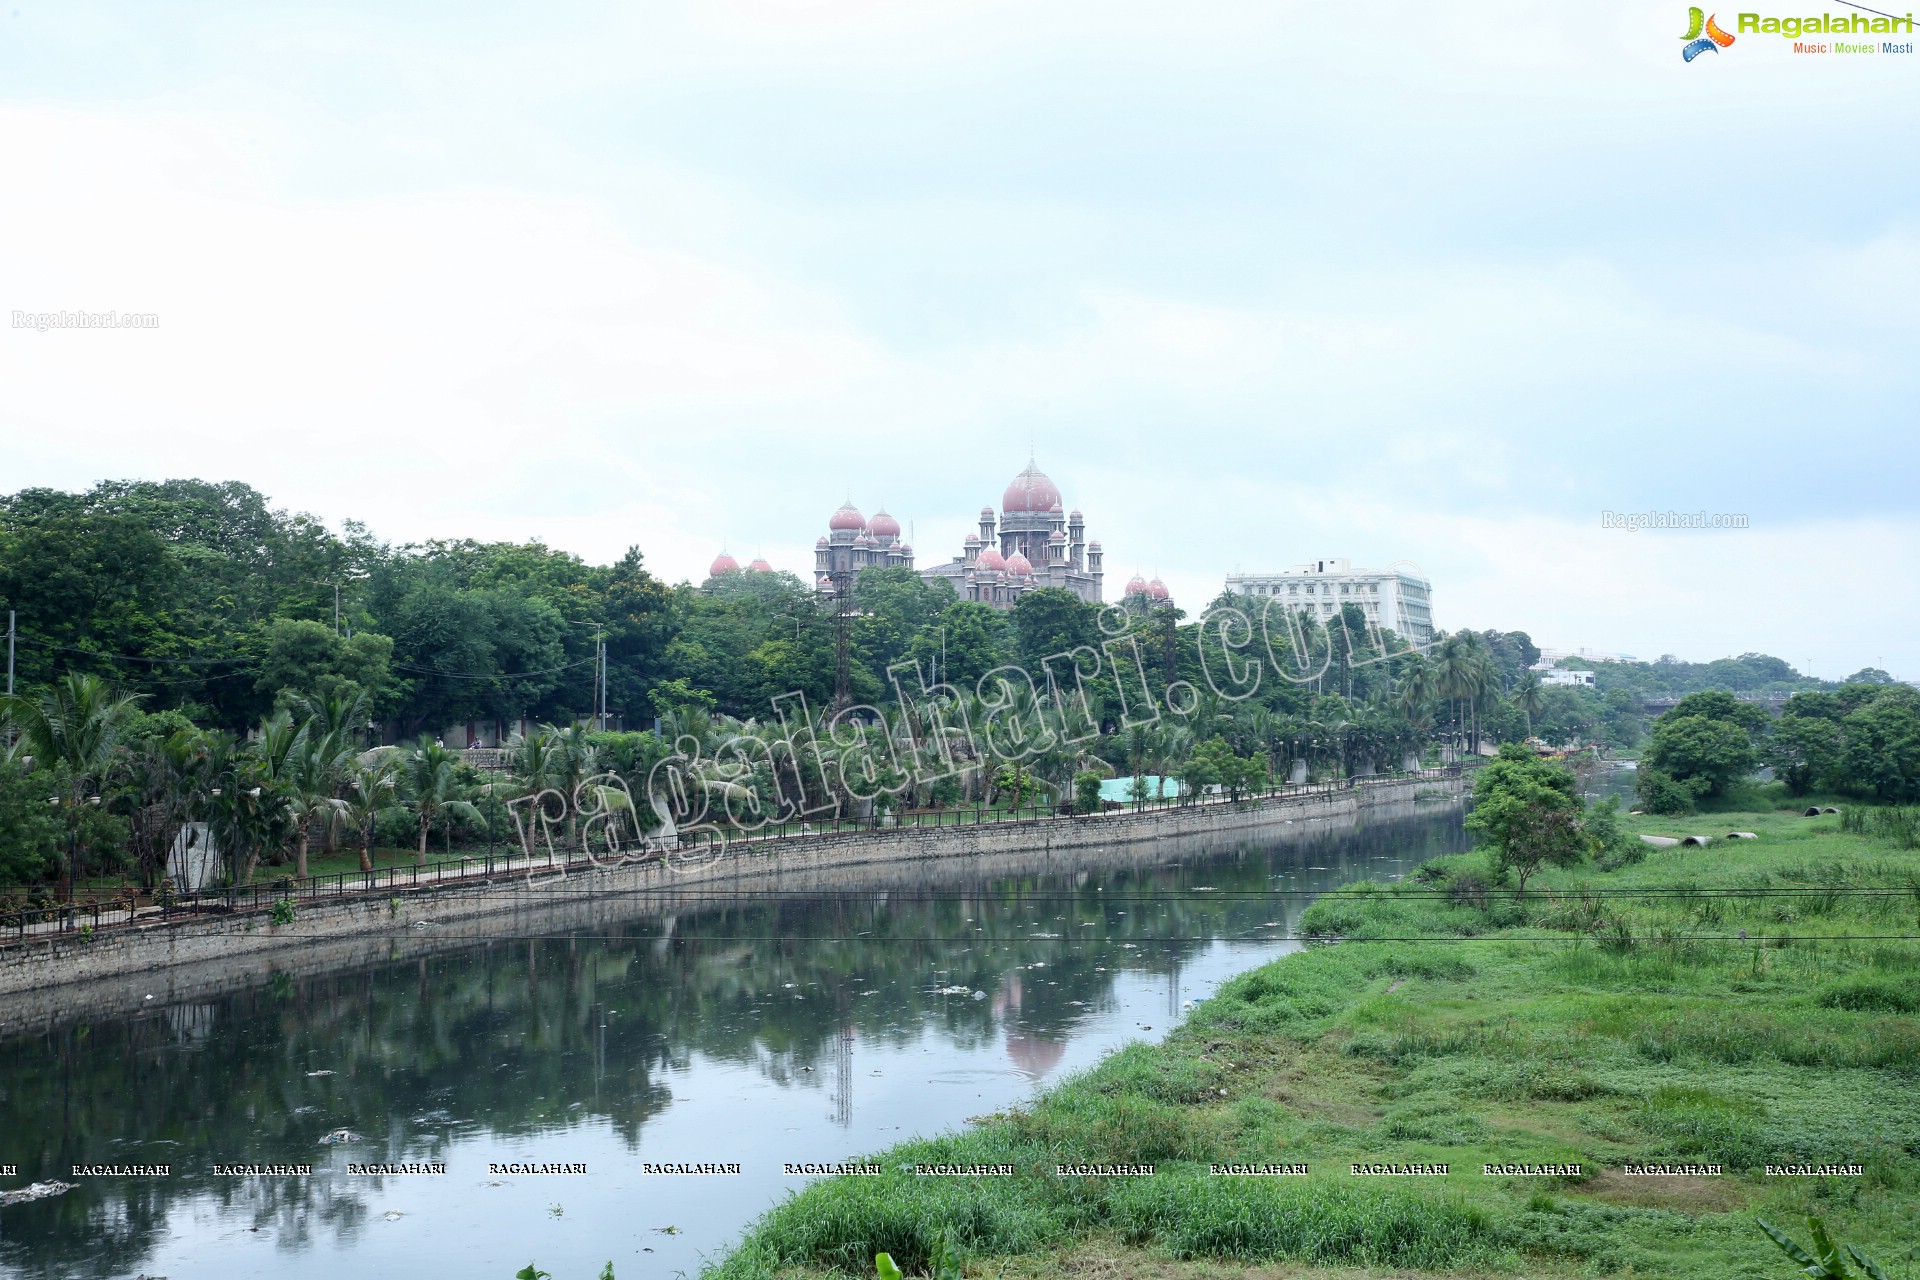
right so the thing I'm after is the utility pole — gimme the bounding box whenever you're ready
[597,635,608,732]
[6,609,14,697]
[832,572,852,711]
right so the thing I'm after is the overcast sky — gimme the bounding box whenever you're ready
[2,1,1914,679]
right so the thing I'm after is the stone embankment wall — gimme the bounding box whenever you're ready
[0,775,1467,1032]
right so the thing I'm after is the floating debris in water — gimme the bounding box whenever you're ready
[1,1181,76,1206]
[317,1129,363,1145]
[383,1211,404,1221]
[305,1070,336,1077]
[933,985,970,995]
[654,1224,682,1235]
[970,991,986,1000]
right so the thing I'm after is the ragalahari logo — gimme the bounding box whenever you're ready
[1681,7,1738,58]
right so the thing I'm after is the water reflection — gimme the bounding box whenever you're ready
[0,807,1468,1279]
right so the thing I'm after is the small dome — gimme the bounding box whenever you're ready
[1003,461,1063,514]
[854,534,874,547]
[1125,573,1149,596]
[1049,501,1063,513]
[1049,530,1066,542]
[748,558,773,573]
[710,552,740,576]
[1088,540,1102,549]
[1006,552,1034,576]
[829,501,866,532]
[816,536,828,546]
[1070,509,1083,520]
[899,544,912,555]
[1147,577,1170,600]
[980,505,995,517]
[976,547,1007,572]
[964,533,981,545]
[867,509,901,538]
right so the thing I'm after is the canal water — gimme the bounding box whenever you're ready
[0,806,1469,1279]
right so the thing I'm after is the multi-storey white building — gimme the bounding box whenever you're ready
[1223,558,1435,649]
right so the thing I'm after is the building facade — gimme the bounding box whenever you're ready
[1223,558,1434,648]
[920,461,1105,608]
[811,502,915,589]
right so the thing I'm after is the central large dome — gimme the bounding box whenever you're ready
[1002,461,1062,514]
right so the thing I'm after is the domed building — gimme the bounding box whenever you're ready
[811,500,915,590]
[921,459,1105,609]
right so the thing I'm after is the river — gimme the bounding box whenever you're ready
[0,804,1469,1279]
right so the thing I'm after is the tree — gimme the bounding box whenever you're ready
[1641,713,1756,800]
[1842,667,1895,686]
[342,756,400,873]
[397,740,481,864]
[1765,714,1845,797]
[252,619,396,721]
[1074,770,1105,815]
[1,672,144,891]
[0,753,64,887]
[1841,698,1920,803]
[1466,743,1587,895]
[1513,670,1545,738]
[1666,689,1770,740]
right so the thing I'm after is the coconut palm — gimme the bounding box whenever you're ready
[398,739,481,864]
[1514,670,1546,739]
[285,733,352,879]
[342,755,400,873]
[2,672,144,892]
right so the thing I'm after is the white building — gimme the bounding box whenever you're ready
[1538,669,1596,688]
[1223,558,1435,649]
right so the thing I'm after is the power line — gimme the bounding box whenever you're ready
[391,656,600,681]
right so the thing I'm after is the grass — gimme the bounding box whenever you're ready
[703,807,1920,1280]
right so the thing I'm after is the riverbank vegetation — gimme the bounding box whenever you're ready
[705,786,1920,1279]
[3,478,1901,908]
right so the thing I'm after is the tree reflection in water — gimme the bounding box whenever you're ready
[0,810,1468,1278]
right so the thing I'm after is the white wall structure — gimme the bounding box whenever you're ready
[168,823,221,891]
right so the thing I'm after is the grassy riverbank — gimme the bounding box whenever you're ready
[707,807,1920,1279]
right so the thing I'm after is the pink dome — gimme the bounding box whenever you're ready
[1088,540,1101,549]
[854,534,874,547]
[829,501,866,532]
[710,552,740,575]
[1006,552,1034,576]
[1125,573,1149,596]
[748,557,773,573]
[1070,509,1083,520]
[964,533,981,545]
[868,510,901,538]
[1049,529,1066,542]
[1049,501,1063,513]
[977,547,1007,572]
[816,536,828,546]
[1147,577,1170,600]
[1003,461,1063,513]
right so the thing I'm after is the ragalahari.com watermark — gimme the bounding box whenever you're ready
[12,309,159,331]
[1602,510,1748,531]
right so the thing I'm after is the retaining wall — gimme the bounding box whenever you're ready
[0,774,1467,1031]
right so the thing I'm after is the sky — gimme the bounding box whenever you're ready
[1,0,1915,680]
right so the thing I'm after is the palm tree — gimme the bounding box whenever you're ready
[285,733,351,879]
[398,739,481,865]
[1514,670,1546,740]
[1,672,143,899]
[201,732,293,886]
[288,689,370,856]
[342,756,400,874]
